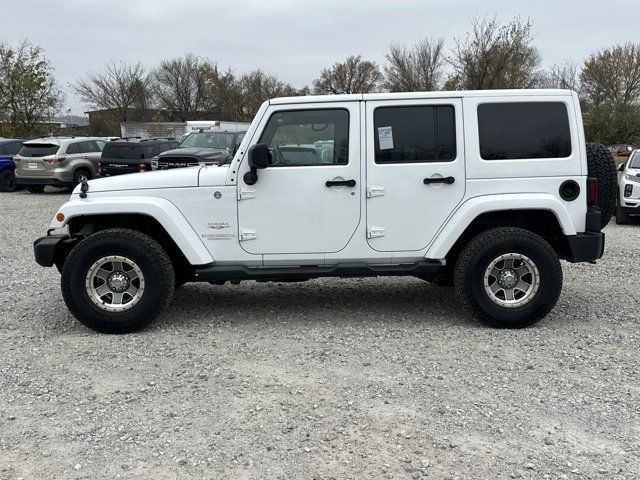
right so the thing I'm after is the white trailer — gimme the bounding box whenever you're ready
[184,121,250,135]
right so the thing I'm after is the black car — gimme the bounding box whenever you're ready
[152,130,246,170]
[99,138,179,176]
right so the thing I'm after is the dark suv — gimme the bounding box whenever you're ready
[99,138,179,177]
[152,130,246,170]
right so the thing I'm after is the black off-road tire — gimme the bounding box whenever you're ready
[0,170,17,192]
[27,185,45,193]
[454,227,563,328]
[61,228,175,334]
[586,143,617,228]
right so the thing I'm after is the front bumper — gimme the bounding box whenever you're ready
[565,232,605,263]
[33,234,71,267]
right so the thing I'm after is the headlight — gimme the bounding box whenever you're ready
[624,174,640,183]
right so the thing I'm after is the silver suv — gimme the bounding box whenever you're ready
[15,137,106,192]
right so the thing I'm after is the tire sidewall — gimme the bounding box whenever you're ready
[0,170,16,192]
[62,233,173,332]
[465,237,561,327]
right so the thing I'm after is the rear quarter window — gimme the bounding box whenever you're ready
[478,102,572,160]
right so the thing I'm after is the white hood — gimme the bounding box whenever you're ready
[73,167,202,194]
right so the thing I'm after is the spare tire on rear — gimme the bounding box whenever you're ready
[586,142,617,229]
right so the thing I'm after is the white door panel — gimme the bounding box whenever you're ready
[237,103,361,255]
[365,98,465,252]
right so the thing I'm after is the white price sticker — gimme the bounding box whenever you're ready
[378,126,394,150]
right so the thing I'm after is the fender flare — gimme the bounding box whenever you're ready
[50,196,214,265]
[425,193,577,260]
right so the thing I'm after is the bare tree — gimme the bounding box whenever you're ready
[313,55,383,94]
[384,38,445,92]
[0,40,64,137]
[153,53,217,121]
[580,43,640,107]
[240,70,302,117]
[537,61,580,91]
[209,68,245,121]
[580,43,640,144]
[74,61,150,122]
[448,16,541,90]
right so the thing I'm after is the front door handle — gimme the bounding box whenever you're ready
[423,176,455,185]
[326,179,356,187]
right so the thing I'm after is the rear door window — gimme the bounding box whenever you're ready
[478,102,572,160]
[18,144,60,157]
[374,105,456,163]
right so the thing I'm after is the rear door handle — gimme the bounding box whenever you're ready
[423,176,455,185]
[326,179,356,187]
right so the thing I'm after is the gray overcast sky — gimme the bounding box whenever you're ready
[3,0,639,116]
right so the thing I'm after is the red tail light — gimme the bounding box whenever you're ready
[587,178,598,204]
[43,156,66,164]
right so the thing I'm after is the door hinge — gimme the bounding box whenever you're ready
[366,185,385,198]
[367,226,386,239]
[238,188,256,200]
[239,229,257,241]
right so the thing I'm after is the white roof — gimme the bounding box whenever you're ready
[269,89,575,105]
[24,136,103,145]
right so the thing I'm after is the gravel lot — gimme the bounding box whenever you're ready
[1,188,639,480]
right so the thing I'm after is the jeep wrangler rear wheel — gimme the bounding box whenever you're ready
[61,228,175,333]
[454,227,563,328]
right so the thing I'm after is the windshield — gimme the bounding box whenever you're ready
[629,151,640,169]
[179,132,236,150]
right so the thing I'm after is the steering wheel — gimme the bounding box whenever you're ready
[270,145,285,166]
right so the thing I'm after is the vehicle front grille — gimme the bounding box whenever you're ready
[157,157,200,170]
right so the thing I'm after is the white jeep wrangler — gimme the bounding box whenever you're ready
[34,90,617,333]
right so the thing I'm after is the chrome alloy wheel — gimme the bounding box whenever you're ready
[483,253,540,308]
[85,255,145,312]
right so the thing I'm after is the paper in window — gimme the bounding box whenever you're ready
[378,126,394,150]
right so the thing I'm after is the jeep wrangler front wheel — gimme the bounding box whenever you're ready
[454,227,563,328]
[61,228,175,333]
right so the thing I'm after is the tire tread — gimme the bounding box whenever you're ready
[454,227,563,328]
[61,228,175,333]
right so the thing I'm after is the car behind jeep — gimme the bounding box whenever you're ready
[15,137,106,192]
[616,149,640,224]
[0,138,25,192]
[100,138,179,176]
[152,130,246,170]
[34,90,617,333]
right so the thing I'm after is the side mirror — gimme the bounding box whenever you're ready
[244,143,271,185]
[618,163,626,172]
